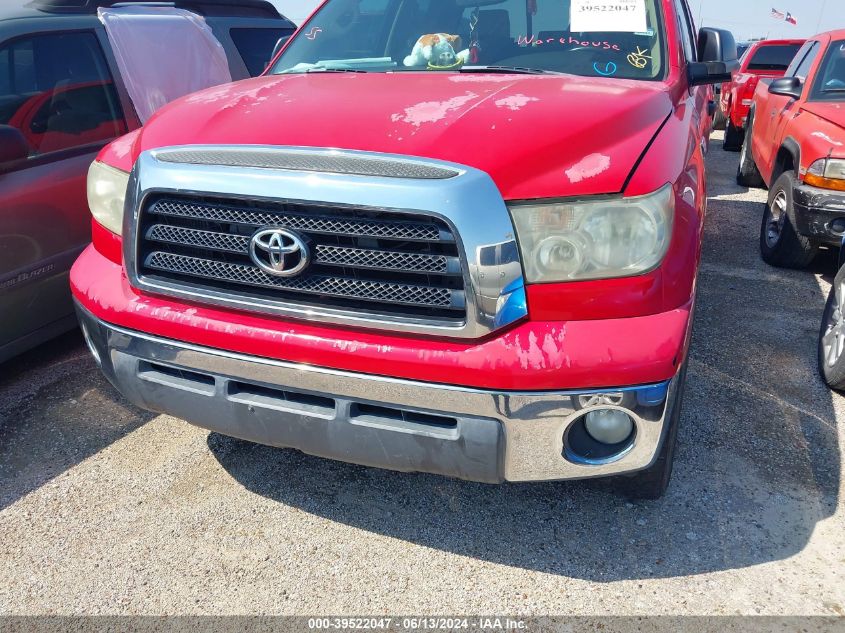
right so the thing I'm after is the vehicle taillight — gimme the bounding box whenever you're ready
[741,76,760,100]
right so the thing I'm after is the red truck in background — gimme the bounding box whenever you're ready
[70,0,739,499]
[738,31,845,269]
[721,38,804,151]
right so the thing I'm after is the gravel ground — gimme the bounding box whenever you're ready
[0,132,844,616]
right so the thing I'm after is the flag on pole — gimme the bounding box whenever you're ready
[771,8,785,19]
[786,12,798,25]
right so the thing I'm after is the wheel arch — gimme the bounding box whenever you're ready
[774,138,801,181]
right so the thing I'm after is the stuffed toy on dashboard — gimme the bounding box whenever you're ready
[404,33,470,68]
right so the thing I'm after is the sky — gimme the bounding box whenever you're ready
[269,0,320,26]
[269,0,845,40]
[692,0,844,39]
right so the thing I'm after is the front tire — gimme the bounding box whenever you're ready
[819,273,845,390]
[713,107,727,131]
[616,364,687,500]
[759,171,818,269]
[723,117,744,152]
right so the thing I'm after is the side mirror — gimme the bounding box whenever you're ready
[769,76,803,99]
[0,125,30,164]
[688,27,740,86]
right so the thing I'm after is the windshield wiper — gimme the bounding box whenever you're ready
[459,65,556,75]
[304,67,368,74]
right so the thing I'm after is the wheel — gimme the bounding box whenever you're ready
[736,115,765,188]
[759,171,818,269]
[819,274,845,390]
[616,364,687,500]
[723,117,743,151]
[713,107,727,131]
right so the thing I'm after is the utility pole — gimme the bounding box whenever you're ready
[697,0,704,27]
[816,0,827,34]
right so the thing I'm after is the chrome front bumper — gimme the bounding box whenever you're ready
[76,304,682,483]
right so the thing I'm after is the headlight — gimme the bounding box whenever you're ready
[87,161,130,235]
[509,184,674,283]
[805,158,845,192]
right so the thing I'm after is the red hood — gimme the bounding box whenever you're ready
[802,101,845,130]
[135,73,672,199]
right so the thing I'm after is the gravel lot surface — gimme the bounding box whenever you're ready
[1,132,844,616]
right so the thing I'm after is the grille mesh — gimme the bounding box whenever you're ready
[136,196,465,321]
[146,225,451,274]
[145,252,456,308]
[316,245,448,273]
[155,148,460,180]
[148,225,248,253]
[149,199,444,242]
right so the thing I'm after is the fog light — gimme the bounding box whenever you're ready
[584,408,634,445]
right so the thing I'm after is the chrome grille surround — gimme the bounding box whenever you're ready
[125,146,526,339]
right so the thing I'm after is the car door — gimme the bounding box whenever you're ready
[754,39,823,176]
[0,27,133,360]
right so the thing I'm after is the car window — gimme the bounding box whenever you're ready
[811,40,845,101]
[785,41,813,77]
[792,42,820,80]
[0,48,9,95]
[672,0,695,62]
[230,27,290,76]
[746,43,803,71]
[0,31,126,163]
[271,0,667,81]
[479,245,497,267]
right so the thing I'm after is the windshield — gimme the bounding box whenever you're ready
[811,40,845,101]
[746,44,802,71]
[271,0,665,80]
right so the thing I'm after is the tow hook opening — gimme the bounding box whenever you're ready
[79,320,102,367]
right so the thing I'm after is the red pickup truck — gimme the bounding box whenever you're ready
[70,0,738,499]
[738,31,845,269]
[720,38,804,151]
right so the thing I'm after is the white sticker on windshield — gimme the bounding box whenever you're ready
[570,0,648,33]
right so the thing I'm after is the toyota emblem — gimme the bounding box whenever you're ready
[249,228,310,277]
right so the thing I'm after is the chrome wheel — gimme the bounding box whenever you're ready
[765,190,788,248]
[739,134,749,167]
[822,283,845,368]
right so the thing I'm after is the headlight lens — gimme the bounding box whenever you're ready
[805,158,845,192]
[87,161,130,235]
[509,184,674,283]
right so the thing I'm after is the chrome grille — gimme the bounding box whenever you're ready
[136,196,466,321]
